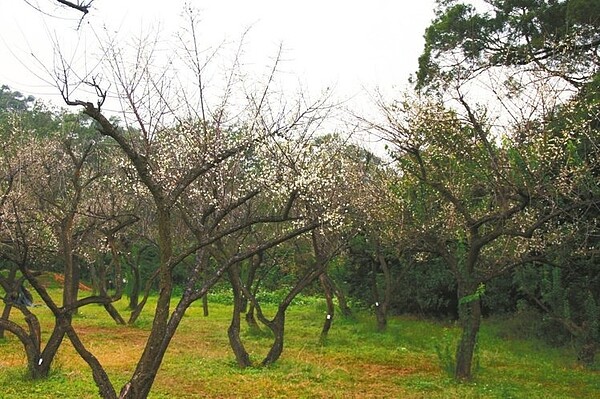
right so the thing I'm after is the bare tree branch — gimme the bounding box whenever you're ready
[55,0,92,15]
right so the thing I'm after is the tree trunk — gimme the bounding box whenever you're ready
[37,321,68,377]
[197,250,209,317]
[202,294,209,317]
[244,253,264,331]
[104,303,126,325]
[97,265,125,325]
[324,273,352,317]
[0,303,12,340]
[261,310,285,366]
[0,264,18,339]
[227,265,252,368]
[577,339,597,366]
[127,245,149,311]
[455,284,482,381]
[89,262,100,295]
[319,273,335,343]
[61,217,80,309]
[128,262,141,310]
[371,261,387,331]
[241,252,262,313]
[65,323,117,399]
[119,208,174,399]
[122,296,172,398]
[245,302,260,331]
[128,270,159,325]
[0,307,44,378]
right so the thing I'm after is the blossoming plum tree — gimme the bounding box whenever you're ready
[56,9,348,398]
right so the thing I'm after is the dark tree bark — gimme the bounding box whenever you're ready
[244,253,264,331]
[261,310,285,366]
[99,236,126,325]
[102,300,126,325]
[0,302,13,340]
[60,216,80,309]
[128,270,159,325]
[194,249,210,317]
[227,264,252,367]
[319,273,335,343]
[241,252,261,312]
[0,301,44,378]
[64,324,117,399]
[37,321,67,377]
[120,208,175,399]
[0,263,18,339]
[229,231,334,367]
[125,244,150,311]
[245,302,260,331]
[55,0,92,15]
[454,281,482,381]
[128,261,141,310]
[371,243,392,332]
[202,294,209,317]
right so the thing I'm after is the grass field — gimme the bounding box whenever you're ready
[0,289,598,398]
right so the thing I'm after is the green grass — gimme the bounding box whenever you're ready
[0,290,598,398]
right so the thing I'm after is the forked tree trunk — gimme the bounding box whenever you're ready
[95,255,125,325]
[0,296,68,380]
[227,265,252,367]
[128,270,159,325]
[14,270,69,379]
[241,252,262,313]
[244,253,263,331]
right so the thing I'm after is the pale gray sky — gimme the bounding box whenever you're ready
[0,0,435,107]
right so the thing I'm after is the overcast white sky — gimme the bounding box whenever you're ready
[0,0,435,109]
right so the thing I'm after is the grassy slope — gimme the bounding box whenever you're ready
[0,290,598,398]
